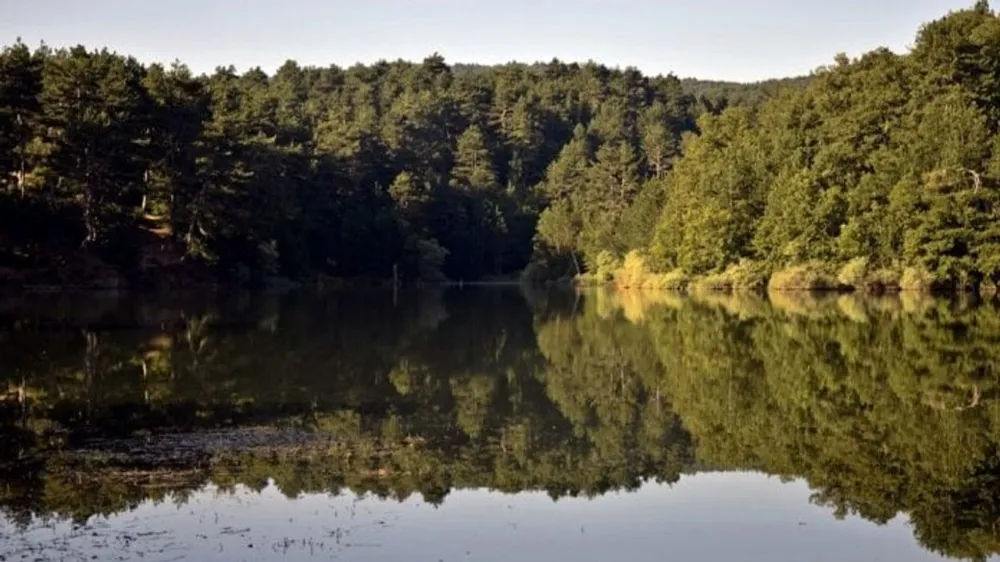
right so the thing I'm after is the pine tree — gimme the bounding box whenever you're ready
[40,47,149,258]
[0,40,43,198]
[451,125,498,191]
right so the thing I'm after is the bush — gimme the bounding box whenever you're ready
[899,266,935,292]
[690,260,769,292]
[647,269,690,290]
[768,262,840,291]
[691,271,733,292]
[614,251,647,288]
[725,260,770,290]
[835,258,902,292]
[591,250,621,283]
[837,257,869,289]
[612,251,689,290]
[574,272,603,286]
[868,267,902,291]
[948,268,978,292]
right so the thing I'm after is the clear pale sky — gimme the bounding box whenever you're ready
[0,0,975,81]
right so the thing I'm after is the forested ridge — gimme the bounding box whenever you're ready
[2,3,1000,289]
[0,37,702,287]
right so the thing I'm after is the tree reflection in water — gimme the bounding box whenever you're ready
[1,288,999,561]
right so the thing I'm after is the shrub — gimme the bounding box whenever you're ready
[590,250,621,283]
[868,267,902,291]
[837,257,869,289]
[768,262,840,291]
[613,250,645,287]
[835,258,902,292]
[649,269,690,290]
[725,260,770,290]
[899,266,935,292]
[829,259,906,292]
[691,271,733,292]
[690,260,768,292]
[612,251,689,290]
[574,272,602,286]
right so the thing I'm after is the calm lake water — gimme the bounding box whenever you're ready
[1,287,998,561]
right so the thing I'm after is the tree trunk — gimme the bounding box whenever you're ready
[15,113,25,198]
[17,160,25,198]
[142,360,149,405]
[83,191,98,247]
[141,169,150,212]
[84,331,98,418]
[82,147,97,247]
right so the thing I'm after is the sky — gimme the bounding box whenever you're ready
[0,0,976,82]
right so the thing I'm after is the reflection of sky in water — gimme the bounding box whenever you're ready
[1,472,958,562]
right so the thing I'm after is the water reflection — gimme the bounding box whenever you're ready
[1,288,1000,561]
[0,475,948,562]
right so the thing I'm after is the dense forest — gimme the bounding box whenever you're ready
[0,38,702,287]
[1,3,999,289]
[3,288,1000,560]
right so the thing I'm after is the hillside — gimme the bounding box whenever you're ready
[0,2,997,291]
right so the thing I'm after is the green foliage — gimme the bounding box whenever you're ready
[614,250,652,288]
[724,259,771,290]
[651,109,769,274]
[868,267,903,289]
[617,179,666,252]
[534,199,582,276]
[900,266,936,292]
[692,259,770,292]
[680,76,813,113]
[649,269,692,290]
[0,45,699,287]
[836,259,903,292]
[589,250,621,283]
[643,5,1000,291]
[837,257,871,288]
[612,250,690,289]
[768,263,840,291]
[4,3,1000,289]
[451,125,498,191]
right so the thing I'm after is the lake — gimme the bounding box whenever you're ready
[1,287,998,561]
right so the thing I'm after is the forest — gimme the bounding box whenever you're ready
[1,3,999,289]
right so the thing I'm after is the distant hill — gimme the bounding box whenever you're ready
[680,76,814,109]
[451,61,813,109]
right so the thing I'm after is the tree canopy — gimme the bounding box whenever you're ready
[0,42,709,286]
[639,3,1000,291]
[4,4,1000,289]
